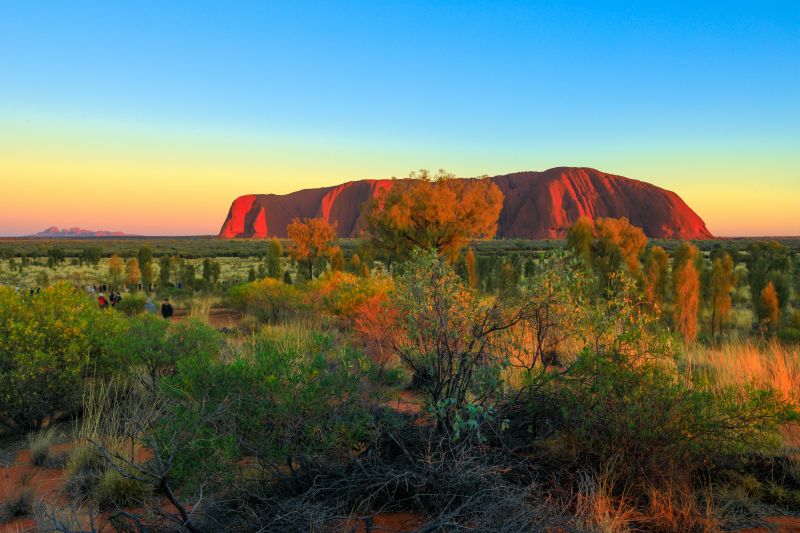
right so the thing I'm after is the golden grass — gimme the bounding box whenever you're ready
[686,340,800,405]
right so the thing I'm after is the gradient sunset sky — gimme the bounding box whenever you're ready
[1,1,798,237]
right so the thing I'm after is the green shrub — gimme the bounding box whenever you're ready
[227,278,305,323]
[94,468,151,510]
[65,444,107,497]
[151,328,374,492]
[115,293,146,316]
[0,284,126,433]
[111,315,221,386]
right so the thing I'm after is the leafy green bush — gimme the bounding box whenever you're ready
[110,315,221,387]
[115,293,146,316]
[150,328,374,492]
[0,284,125,432]
[227,278,305,323]
[94,467,151,510]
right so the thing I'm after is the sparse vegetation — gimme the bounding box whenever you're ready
[1,220,799,532]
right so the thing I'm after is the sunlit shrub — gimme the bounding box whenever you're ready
[0,283,125,432]
[227,278,305,323]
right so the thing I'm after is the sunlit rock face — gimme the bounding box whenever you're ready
[219,167,712,239]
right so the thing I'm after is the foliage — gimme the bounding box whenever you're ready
[642,245,669,313]
[0,283,125,432]
[759,281,781,333]
[391,249,511,434]
[365,170,504,262]
[309,270,394,322]
[287,217,338,280]
[110,314,221,387]
[115,293,146,316]
[227,277,305,323]
[151,328,374,492]
[672,242,701,343]
[707,252,735,337]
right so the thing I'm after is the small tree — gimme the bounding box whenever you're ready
[759,281,781,333]
[108,255,124,289]
[125,257,141,289]
[266,238,283,278]
[81,246,103,267]
[643,245,669,313]
[708,252,735,337]
[672,243,700,343]
[286,217,338,280]
[365,170,504,262]
[158,256,172,288]
[330,246,344,272]
[392,250,513,435]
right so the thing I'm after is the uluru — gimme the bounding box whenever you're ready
[218,167,713,240]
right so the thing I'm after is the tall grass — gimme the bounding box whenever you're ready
[686,340,800,405]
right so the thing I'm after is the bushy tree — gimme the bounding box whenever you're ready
[0,284,124,432]
[391,250,510,434]
[365,170,503,262]
[265,238,283,278]
[708,252,735,337]
[108,254,124,288]
[125,257,141,289]
[759,281,781,333]
[287,217,338,280]
[672,243,700,343]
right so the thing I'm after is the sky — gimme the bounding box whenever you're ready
[1,1,798,237]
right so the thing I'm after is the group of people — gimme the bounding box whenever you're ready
[13,287,41,296]
[97,291,123,309]
[97,291,174,320]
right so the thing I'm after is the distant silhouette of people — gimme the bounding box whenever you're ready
[161,298,173,319]
[98,293,108,309]
[144,297,157,314]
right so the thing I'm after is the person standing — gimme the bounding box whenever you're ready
[98,293,108,309]
[161,298,173,319]
[144,297,157,314]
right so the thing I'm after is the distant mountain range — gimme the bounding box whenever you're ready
[33,226,134,238]
[219,167,713,240]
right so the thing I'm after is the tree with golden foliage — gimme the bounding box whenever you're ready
[365,170,504,262]
[594,217,648,275]
[286,217,338,280]
[759,281,781,333]
[566,216,647,290]
[708,252,735,337]
[108,254,124,289]
[464,247,478,289]
[329,246,344,272]
[643,245,669,313]
[672,243,700,343]
[125,257,141,289]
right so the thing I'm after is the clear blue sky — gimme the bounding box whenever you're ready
[1,1,798,235]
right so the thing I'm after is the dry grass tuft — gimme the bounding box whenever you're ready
[687,340,800,405]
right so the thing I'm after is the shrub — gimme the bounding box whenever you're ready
[309,271,393,322]
[111,315,221,387]
[227,278,304,323]
[391,250,511,436]
[65,444,107,497]
[114,293,146,316]
[0,283,125,433]
[150,328,374,492]
[94,468,151,510]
